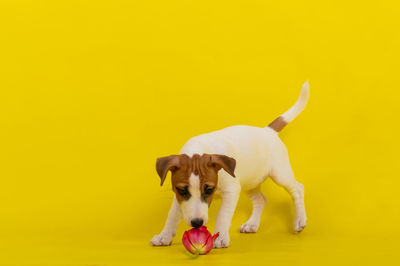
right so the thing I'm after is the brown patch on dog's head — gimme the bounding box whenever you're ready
[155,153,236,204]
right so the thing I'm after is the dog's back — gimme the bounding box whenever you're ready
[179,81,310,190]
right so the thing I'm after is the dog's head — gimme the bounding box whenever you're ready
[156,153,236,228]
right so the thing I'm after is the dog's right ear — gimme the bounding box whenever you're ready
[156,155,181,186]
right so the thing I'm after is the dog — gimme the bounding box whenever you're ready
[150,81,309,248]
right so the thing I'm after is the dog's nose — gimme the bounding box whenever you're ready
[190,218,204,228]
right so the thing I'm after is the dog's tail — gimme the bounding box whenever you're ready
[267,81,310,132]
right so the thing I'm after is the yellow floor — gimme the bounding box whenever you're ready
[2,182,399,266]
[2,233,398,266]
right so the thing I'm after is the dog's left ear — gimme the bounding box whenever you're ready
[156,155,181,186]
[208,154,236,177]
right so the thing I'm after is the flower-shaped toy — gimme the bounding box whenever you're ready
[182,226,219,257]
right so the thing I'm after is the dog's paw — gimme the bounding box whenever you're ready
[293,214,307,233]
[239,221,259,233]
[150,233,174,246]
[213,232,230,248]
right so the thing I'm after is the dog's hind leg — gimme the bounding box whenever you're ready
[239,186,266,233]
[270,162,307,233]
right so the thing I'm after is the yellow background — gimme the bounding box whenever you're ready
[1,1,399,265]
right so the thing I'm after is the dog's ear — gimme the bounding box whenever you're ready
[156,155,181,186]
[208,154,236,177]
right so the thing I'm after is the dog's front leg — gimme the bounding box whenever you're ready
[150,196,182,246]
[213,183,241,248]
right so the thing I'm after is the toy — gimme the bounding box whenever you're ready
[182,226,219,257]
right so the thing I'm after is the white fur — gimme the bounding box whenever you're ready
[150,196,181,246]
[151,82,309,248]
[240,187,267,233]
[281,81,309,123]
[180,174,209,226]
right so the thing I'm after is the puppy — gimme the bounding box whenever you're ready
[151,82,309,248]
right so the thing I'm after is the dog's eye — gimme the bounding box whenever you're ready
[176,187,190,197]
[204,186,215,195]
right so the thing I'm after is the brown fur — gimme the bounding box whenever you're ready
[156,154,236,204]
[268,116,288,132]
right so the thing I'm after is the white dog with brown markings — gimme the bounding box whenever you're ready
[151,81,309,248]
